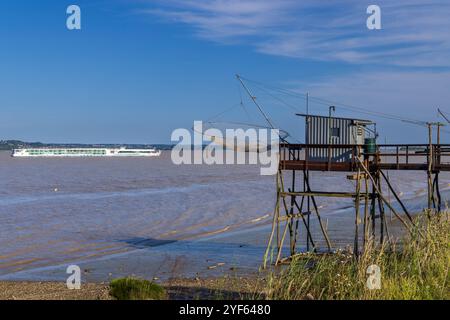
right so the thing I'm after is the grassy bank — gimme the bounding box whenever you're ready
[264,212,449,300]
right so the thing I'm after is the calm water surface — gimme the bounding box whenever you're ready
[0,151,448,281]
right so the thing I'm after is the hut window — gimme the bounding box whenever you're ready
[330,127,340,138]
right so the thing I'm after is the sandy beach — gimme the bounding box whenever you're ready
[0,281,111,300]
[0,276,263,300]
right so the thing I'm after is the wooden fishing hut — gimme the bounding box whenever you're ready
[264,114,449,266]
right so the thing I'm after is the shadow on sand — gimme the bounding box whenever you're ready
[119,237,178,249]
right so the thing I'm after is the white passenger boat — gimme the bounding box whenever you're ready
[12,147,161,157]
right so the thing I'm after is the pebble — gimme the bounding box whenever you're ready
[306,293,315,300]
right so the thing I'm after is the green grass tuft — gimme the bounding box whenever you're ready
[109,277,167,300]
[265,212,449,300]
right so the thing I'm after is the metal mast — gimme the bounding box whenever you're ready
[236,74,276,130]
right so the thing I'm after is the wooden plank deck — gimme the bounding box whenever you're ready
[279,143,450,172]
[280,160,450,172]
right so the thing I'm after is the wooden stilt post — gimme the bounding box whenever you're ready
[263,170,281,268]
[436,124,442,212]
[379,170,414,223]
[353,170,361,257]
[276,172,282,249]
[435,172,442,212]
[427,123,433,212]
[363,174,370,250]
[276,199,290,265]
[289,170,296,256]
[371,148,377,240]
[305,170,311,252]
[354,163,361,256]
[370,174,377,239]
[292,197,316,250]
[355,157,414,234]
[304,173,332,251]
[277,169,293,264]
[431,175,437,209]
[377,171,386,244]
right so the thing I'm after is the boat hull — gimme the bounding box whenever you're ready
[11,148,162,158]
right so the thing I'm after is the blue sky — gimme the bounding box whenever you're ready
[0,0,449,143]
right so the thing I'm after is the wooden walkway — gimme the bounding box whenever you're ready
[280,143,450,172]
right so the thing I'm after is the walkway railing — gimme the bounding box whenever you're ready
[279,143,450,172]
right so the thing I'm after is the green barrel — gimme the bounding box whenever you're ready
[364,138,377,154]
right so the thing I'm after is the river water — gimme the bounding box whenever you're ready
[0,150,448,282]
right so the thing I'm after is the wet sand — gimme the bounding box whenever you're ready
[0,207,419,284]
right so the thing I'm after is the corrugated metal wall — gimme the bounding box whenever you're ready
[305,116,365,162]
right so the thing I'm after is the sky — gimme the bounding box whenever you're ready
[0,0,449,144]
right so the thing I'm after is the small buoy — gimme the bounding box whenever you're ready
[54,188,58,192]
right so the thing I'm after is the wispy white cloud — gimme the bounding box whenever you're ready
[299,71,450,113]
[278,71,450,142]
[140,0,450,67]
[141,0,299,42]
